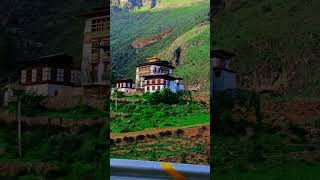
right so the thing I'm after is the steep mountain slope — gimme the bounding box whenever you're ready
[213,0,320,96]
[111,0,210,91]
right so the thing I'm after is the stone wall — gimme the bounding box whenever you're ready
[45,96,105,110]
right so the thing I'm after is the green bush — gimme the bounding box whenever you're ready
[144,88,184,105]
[8,92,46,116]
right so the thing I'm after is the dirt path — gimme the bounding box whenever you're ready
[111,123,210,139]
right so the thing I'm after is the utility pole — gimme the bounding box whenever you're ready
[115,89,118,112]
[17,96,22,159]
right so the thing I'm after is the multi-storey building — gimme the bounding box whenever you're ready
[79,7,109,97]
[211,49,237,92]
[135,57,175,89]
[19,53,80,96]
[133,57,184,93]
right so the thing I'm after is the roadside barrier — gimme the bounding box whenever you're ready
[110,158,210,180]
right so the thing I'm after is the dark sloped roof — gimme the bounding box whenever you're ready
[213,67,237,73]
[211,49,236,59]
[116,79,134,83]
[136,60,175,69]
[142,74,179,80]
[19,53,73,66]
[78,7,109,18]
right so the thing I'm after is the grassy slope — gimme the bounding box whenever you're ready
[158,23,210,90]
[111,0,210,90]
[0,122,108,179]
[213,0,320,96]
[111,101,209,133]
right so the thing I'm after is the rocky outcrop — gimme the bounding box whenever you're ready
[112,0,158,9]
[131,28,173,49]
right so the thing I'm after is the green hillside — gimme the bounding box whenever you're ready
[213,0,320,96]
[111,0,210,91]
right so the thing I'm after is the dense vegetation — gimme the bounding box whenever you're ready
[0,121,109,179]
[111,90,209,133]
[211,89,320,179]
[6,92,108,119]
[111,0,210,91]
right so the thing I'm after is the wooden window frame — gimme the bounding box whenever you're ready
[57,68,64,82]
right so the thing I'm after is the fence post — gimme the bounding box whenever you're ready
[17,97,22,159]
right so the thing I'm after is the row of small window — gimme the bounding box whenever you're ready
[145,79,169,85]
[117,83,132,88]
[146,85,164,91]
[21,68,64,83]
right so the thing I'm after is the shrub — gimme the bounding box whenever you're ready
[159,131,166,137]
[150,134,157,139]
[129,137,135,143]
[123,136,130,143]
[115,138,122,144]
[136,134,145,141]
[8,92,47,116]
[175,129,184,136]
[181,153,187,163]
[110,139,114,146]
[164,130,172,136]
[288,123,308,137]
[146,134,152,138]
[144,88,184,105]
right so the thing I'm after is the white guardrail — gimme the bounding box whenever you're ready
[110,159,210,180]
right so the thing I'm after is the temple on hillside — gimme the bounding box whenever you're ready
[116,57,184,93]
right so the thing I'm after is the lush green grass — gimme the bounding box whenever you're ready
[212,131,320,179]
[214,160,320,180]
[158,23,210,90]
[111,136,208,164]
[111,101,209,133]
[111,0,210,91]
[0,122,108,179]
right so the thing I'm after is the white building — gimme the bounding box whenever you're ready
[211,49,237,92]
[143,74,184,93]
[135,57,175,90]
[116,79,135,93]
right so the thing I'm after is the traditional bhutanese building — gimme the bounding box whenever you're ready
[143,74,184,93]
[79,6,109,97]
[18,53,80,96]
[135,57,175,89]
[116,79,135,93]
[211,49,237,92]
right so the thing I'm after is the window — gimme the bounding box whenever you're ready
[215,71,221,78]
[147,86,149,91]
[42,67,51,81]
[57,69,64,82]
[21,70,26,83]
[31,69,37,82]
[145,80,148,85]
[91,17,107,32]
[91,42,100,62]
